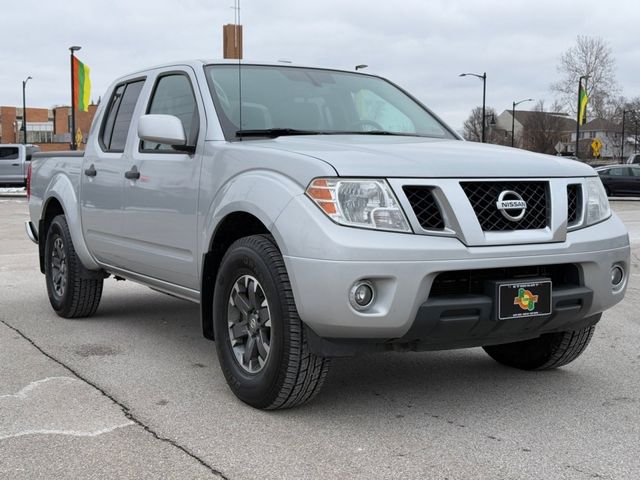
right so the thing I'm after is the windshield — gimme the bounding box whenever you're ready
[204,64,456,140]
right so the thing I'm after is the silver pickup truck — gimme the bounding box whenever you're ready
[27,60,629,409]
[1,144,39,187]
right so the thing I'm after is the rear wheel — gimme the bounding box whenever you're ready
[213,234,330,409]
[483,326,596,370]
[44,215,103,318]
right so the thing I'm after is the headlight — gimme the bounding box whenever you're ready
[306,178,411,232]
[585,177,611,226]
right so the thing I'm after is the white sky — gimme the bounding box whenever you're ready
[1,0,639,129]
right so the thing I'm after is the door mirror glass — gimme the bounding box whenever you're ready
[138,114,187,147]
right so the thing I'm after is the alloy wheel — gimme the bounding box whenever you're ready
[227,275,272,373]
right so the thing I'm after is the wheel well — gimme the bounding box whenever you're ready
[201,212,270,340]
[38,198,64,273]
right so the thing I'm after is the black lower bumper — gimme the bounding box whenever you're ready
[306,285,600,357]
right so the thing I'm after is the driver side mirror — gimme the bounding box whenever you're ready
[138,114,188,148]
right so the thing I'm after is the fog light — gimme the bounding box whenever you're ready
[611,265,624,286]
[349,281,375,310]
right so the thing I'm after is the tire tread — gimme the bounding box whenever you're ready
[216,234,330,410]
[46,215,103,318]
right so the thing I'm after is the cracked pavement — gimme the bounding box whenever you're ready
[1,191,639,479]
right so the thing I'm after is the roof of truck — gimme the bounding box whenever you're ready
[118,59,367,81]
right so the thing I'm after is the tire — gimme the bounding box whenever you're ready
[44,215,103,318]
[213,234,330,409]
[483,325,596,370]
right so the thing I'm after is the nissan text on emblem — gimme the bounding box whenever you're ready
[496,190,527,221]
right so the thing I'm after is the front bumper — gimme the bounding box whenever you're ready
[275,195,630,341]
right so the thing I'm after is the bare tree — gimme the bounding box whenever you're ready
[522,101,568,155]
[551,36,619,119]
[463,106,498,143]
[607,97,640,160]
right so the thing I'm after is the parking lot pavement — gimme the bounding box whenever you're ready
[1,192,639,479]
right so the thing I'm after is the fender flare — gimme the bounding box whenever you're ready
[200,170,304,258]
[41,173,100,271]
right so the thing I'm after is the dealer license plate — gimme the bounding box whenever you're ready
[497,279,552,320]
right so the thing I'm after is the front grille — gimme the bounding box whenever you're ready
[567,184,582,225]
[461,181,548,231]
[429,264,580,297]
[403,186,445,230]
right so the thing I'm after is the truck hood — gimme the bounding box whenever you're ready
[252,135,596,178]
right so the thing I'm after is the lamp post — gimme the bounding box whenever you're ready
[69,45,81,150]
[511,98,533,147]
[621,109,626,162]
[635,114,639,154]
[21,76,32,144]
[460,72,487,142]
[575,75,590,159]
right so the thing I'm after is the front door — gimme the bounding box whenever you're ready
[119,69,203,290]
[80,79,146,265]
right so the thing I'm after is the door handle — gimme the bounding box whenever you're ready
[11,163,20,166]
[124,166,140,180]
[84,164,97,177]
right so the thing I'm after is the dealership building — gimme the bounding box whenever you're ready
[0,104,97,151]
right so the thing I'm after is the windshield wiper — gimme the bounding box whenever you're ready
[236,128,324,138]
[334,130,426,137]
[236,128,429,139]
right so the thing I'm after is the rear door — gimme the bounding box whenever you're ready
[0,146,23,185]
[629,166,640,196]
[80,79,146,265]
[118,68,203,289]
[606,167,631,195]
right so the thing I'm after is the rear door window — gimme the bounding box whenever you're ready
[609,168,630,176]
[0,147,19,160]
[100,80,145,152]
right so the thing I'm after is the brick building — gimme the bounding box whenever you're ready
[0,104,97,151]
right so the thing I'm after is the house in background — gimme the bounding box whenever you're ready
[494,109,636,161]
[494,110,575,155]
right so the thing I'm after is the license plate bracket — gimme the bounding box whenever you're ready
[495,278,552,320]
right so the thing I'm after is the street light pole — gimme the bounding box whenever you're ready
[460,72,487,143]
[621,109,626,162]
[21,76,32,144]
[511,98,534,147]
[69,45,81,150]
[575,75,590,159]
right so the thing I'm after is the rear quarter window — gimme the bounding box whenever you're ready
[100,80,145,152]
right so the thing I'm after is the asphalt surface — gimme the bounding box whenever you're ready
[1,190,639,479]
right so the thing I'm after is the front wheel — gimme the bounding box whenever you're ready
[213,235,330,409]
[483,326,596,370]
[44,215,103,318]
